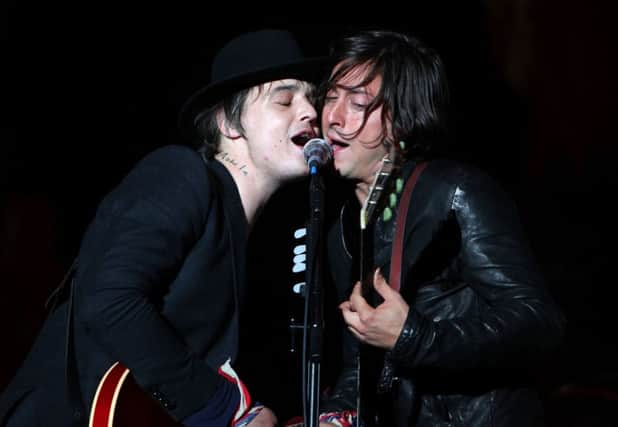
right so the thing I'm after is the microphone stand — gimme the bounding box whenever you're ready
[303,163,325,427]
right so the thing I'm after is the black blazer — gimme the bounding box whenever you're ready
[1,145,249,425]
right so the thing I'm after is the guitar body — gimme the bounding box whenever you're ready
[89,362,180,427]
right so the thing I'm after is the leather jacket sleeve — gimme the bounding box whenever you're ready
[389,165,566,373]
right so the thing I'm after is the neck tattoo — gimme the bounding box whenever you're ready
[217,152,249,176]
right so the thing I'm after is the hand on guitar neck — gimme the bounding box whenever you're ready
[339,269,409,350]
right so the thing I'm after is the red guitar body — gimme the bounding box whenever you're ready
[89,362,180,427]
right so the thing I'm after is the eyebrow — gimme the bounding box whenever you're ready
[332,84,370,95]
[268,82,316,100]
[269,83,300,95]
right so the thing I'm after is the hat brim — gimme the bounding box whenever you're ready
[178,56,331,144]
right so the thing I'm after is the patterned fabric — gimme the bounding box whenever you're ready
[318,410,357,427]
[233,403,265,427]
[184,357,253,427]
[218,358,252,422]
[283,410,357,427]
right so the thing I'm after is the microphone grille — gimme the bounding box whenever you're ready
[303,138,333,164]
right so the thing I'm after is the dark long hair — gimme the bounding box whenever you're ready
[322,30,450,158]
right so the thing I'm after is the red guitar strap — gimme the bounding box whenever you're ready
[388,162,427,292]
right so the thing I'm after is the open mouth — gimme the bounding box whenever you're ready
[328,138,350,153]
[291,130,315,147]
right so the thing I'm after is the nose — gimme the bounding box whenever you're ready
[323,98,344,129]
[300,99,318,125]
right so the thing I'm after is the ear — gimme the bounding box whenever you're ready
[216,110,242,140]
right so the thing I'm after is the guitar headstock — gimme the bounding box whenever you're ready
[360,144,399,230]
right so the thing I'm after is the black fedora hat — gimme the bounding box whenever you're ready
[178,29,329,143]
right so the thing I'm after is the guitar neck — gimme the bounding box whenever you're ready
[355,149,399,427]
[359,227,375,299]
[359,153,395,301]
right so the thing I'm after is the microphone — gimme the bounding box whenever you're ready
[303,138,333,174]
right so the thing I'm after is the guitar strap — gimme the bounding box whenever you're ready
[388,161,427,292]
[376,161,427,426]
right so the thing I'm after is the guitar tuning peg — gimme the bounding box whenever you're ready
[383,206,393,222]
[396,178,404,194]
[389,193,397,208]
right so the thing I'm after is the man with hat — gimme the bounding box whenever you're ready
[0,29,326,427]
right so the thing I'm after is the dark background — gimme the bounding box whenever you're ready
[2,1,616,425]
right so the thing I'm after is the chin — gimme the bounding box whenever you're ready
[333,162,349,178]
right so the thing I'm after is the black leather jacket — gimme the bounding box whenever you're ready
[322,159,565,427]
